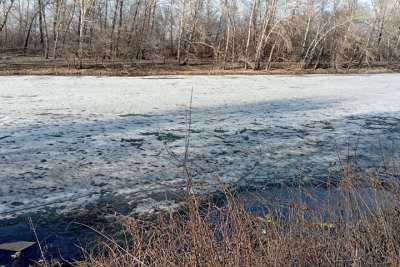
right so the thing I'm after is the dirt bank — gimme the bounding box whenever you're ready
[0,56,398,76]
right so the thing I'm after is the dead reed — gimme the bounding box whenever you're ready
[75,168,400,267]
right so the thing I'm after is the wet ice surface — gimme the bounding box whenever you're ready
[1,74,400,217]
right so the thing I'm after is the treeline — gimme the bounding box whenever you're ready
[1,0,399,70]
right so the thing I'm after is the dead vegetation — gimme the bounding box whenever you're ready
[72,168,400,267]
[0,56,397,76]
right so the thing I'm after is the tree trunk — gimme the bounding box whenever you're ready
[23,10,39,54]
[222,0,230,69]
[183,0,201,64]
[127,0,141,48]
[254,0,277,70]
[244,0,256,69]
[0,0,16,33]
[109,0,119,57]
[38,0,44,47]
[177,0,186,64]
[53,0,64,58]
[301,0,313,56]
[78,0,86,67]
[169,0,174,57]
[115,0,123,57]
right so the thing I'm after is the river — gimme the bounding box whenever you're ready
[1,74,399,262]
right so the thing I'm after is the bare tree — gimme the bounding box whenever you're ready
[1,0,399,70]
[78,0,95,66]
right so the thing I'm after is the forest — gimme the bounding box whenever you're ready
[0,0,399,70]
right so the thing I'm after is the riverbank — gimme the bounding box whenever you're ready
[0,56,399,76]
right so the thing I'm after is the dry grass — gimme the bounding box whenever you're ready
[75,169,400,267]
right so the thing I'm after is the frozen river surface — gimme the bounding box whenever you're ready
[1,74,400,217]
